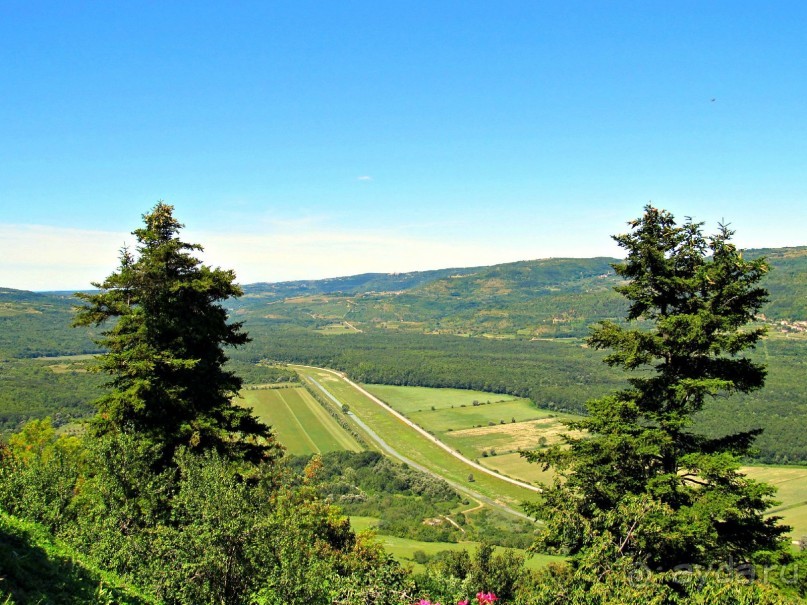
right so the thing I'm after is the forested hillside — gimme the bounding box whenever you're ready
[0,289,100,358]
[1,248,806,462]
[231,247,807,337]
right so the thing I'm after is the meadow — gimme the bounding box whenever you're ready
[363,384,522,414]
[236,386,362,455]
[742,465,807,541]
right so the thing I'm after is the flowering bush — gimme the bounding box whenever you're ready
[416,591,498,605]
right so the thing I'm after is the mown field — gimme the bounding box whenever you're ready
[236,386,362,455]
[742,465,807,542]
[364,384,574,477]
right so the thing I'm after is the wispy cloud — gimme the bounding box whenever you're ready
[0,224,129,291]
[0,220,622,291]
[357,175,372,181]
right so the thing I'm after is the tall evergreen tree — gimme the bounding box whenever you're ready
[74,202,277,466]
[526,205,788,569]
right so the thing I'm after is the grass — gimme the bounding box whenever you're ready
[364,384,577,463]
[0,509,153,604]
[349,516,564,574]
[742,465,807,540]
[236,387,362,455]
[409,400,549,432]
[442,417,575,459]
[477,452,557,485]
[364,384,521,414]
[292,367,540,508]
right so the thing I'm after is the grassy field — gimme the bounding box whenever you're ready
[292,366,540,509]
[364,384,521,414]
[349,516,563,573]
[742,465,807,541]
[358,383,807,541]
[364,384,576,461]
[477,452,557,485]
[409,400,549,432]
[236,386,362,455]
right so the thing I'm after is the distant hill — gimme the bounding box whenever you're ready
[232,247,807,338]
[745,246,807,323]
[4,246,806,348]
[242,266,481,299]
[0,289,100,358]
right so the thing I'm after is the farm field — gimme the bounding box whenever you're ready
[354,382,807,540]
[742,465,807,541]
[364,384,522,415]
[409,400,548,433]
[477,452,556,485]
[240,370,806,542]
[236,386,362,455]
[364,384,577,462]
[292,366,540,508]
[349,516,563,573]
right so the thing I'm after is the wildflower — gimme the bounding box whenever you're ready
[476,592,498,604]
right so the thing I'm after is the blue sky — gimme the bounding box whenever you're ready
[2,2,805,290]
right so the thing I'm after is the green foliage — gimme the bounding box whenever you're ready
[227,359,299,385]
[0,357,102,433]
[523,534,804,604]
[0,418,84,532]
[0,425,416,605]
[289,451,463,543]
[417,542,528,604]
[73,202,277,466]
[527,207,790,571]
[0,509,154,604]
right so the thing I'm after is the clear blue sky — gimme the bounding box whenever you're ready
[2,1,805,290]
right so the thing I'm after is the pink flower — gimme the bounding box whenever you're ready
[458,601,469,605]
[476,592,498,604]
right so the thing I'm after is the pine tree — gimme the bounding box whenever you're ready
[74,202,277,466]
[526,205,789,569]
